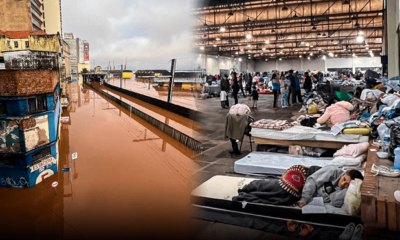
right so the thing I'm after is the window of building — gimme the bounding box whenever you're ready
[0,101,7,115]
[14,41,18,48]
[7,41,10,48]
[37,96,47,111]
[28,97,48,113]
[25,41,29,48]
[32,147,51,164]
[28,98,37,113]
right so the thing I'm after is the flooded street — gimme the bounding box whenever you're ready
[107,77,202,110]
[0,83,201,240]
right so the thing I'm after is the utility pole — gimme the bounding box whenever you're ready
[167,59,176,103]
[120,65,123,88]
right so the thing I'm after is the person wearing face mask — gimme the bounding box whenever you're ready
[297,166,364,208]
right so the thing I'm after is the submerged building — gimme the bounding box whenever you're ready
[0,31,61,188]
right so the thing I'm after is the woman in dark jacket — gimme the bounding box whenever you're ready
[303,72,312,93]
[231,72,240,105]
[246,73,253,95]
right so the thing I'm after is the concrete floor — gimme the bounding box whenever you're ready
[191,93,308,240]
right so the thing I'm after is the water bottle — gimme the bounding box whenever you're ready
[382,133,390,153]
[393,146,400,170]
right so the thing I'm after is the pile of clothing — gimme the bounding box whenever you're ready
[229,104,251,115]
[330,142,369,166]
[251,119,300,130]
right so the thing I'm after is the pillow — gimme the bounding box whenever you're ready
[330,154,367,166]
[342,178,363,215]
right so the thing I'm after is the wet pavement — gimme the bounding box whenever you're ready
[107,77,203,110]
[0,83,202,240]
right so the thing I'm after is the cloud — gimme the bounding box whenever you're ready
[62,0,197,70]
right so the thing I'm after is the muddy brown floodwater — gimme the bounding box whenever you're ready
[0,83,202,240]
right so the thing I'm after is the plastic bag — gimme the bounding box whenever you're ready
[342,179,363,216]
[308,103,319,114]
[335,91,352,102]
[388,124,400,161]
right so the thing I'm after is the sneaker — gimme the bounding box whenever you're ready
[339,223,355,240]
[350,224,363,240]
[371,164,400,177]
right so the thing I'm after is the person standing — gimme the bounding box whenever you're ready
[288,70,297,105]
[220,86,229,109]
[231,72,240,105]
[246,73,253,95]
[294,71,303,104]
[220,74,230,93]
[279,74,289,108]
[303,72,312,93]
[272,73,280,109]
[238,73,246,97]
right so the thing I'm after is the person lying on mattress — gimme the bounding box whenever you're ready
[297,166,364,208]
[232,165,363,208]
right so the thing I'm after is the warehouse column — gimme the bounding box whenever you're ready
[386,0,399,78]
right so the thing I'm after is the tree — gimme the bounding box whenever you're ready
[82,68,89,74]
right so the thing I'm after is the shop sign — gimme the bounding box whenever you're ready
[61,117,70,123]
[30,157,56,173]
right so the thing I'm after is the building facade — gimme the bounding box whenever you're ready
[64,33,78,75]
[0,32,61,188]
[0,0,45,31]
[43,0,62,35]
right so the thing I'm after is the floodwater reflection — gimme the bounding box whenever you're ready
[0,82,201,240]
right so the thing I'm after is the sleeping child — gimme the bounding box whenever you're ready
[233,165,363,208]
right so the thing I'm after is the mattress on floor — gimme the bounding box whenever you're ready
[251,125,369,143]
[234,152,333,175]
[192,176,358,226]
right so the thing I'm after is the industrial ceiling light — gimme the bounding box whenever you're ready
[310,45,314,48]
[246,17,251,23]
[305,43,310,46]
[366,47,369,50]
[262,48,266,50]
[261,53,263,55]
[317,32,321,36]
[247,44,252,48]
[203,34,207,37]
[220,27,226,32]
[265,59,268,61]
[280,45,284,48]
[228,11,234,16]
[300,42,305,45]
[246,34,252,39]
[310,53,313,56]
[265,40,270,44]
[200,46,205,50]
[216,38,221,41]
[343,0,350,4]
[356,35,364,43]
[322,56,326,60]
[204,22,208,26]
[271,29,275,33]
[293,12,299,18]
[307,56,310,60]
[358,31,364,35]
[235,52,239,54]
[295,49,298,51]
[299,55,302,58]
[335,54,338,57]
[213,45,217,47]
[282,5,289,11]
[312,25,317,30]
[279,58,282,61]
[239,58,242,61]
[322,33,327,37]
[354,22,360,28]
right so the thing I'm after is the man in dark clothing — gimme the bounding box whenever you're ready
[238,73,246,97]
[303,72,312,93]
[220,74,230,92]
[287,70,297,105]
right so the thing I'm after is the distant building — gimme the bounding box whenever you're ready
[94,66,102,73]
[0,0,45,31]
[78,63,91,74]
[76,38,89,64]
[61,40,70,97]
[43,0,63,35]
[63,33,78,74]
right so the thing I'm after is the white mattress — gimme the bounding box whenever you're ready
[192,175,348,215]
[251,125,369,143]
[234,152,333,175]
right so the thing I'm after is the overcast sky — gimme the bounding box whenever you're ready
[62,0,197,70]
